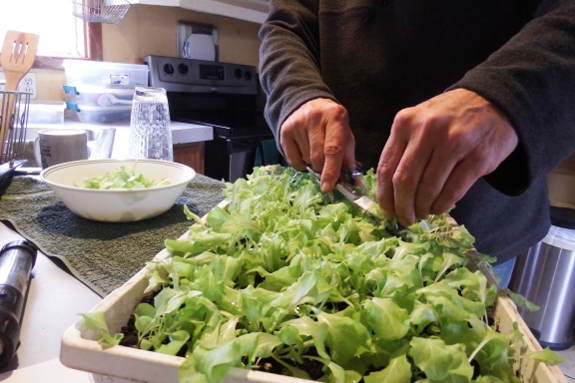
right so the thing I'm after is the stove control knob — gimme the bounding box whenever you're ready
[244,71,252,81]
[178,64,189,75]
[163,63,175,76]
[234,68,242,79]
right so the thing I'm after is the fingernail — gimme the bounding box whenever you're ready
[398,216,414,228]
[320,181,333,193]
[381,209,392,219]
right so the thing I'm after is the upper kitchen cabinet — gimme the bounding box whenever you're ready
[133,0,269,24]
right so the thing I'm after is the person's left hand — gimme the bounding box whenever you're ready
[376,88,519,227]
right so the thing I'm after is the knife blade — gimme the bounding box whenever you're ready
[305,166,502,292]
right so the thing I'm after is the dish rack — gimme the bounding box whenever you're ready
[71,0,131,25]
[0,91,31,165]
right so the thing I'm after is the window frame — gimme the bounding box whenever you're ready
[32,22,103,69]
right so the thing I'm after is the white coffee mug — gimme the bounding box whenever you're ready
[34,129,89,168]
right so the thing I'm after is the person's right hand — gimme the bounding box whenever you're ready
[375,89,518,227]
[280,98,356,193]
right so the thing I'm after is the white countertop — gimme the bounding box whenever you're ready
[24,119,213,163]
[0,223,99,382]
[171,121,213,145]
[27,120,213,144]
[106,121,213,158]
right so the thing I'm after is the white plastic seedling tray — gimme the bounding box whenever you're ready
[60,245,314,383]
[60,205,568,383]
[60,253,568,383]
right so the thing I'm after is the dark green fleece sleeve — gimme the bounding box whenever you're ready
[450,0,575,195]
[258,0,338,149]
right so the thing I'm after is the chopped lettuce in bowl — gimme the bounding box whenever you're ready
[40,159,195,222]
[81,164,171,190]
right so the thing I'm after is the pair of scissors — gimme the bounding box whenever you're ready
[305,165,382,224]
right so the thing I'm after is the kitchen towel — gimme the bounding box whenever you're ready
[0,175,224,297]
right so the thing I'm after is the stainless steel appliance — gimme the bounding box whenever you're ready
[144,55,278,182]
[0,240,37,370]
[509,206,575,351]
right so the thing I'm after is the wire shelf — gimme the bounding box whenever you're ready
[71,0,131,25]
[0,91,30,164]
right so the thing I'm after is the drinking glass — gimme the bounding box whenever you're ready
[129,87,173,161]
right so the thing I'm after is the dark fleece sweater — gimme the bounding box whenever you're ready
[258,0,575,263]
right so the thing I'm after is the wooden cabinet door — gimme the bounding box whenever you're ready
[173,142,205,174]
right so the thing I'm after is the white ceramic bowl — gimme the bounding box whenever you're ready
[40,159,196,222]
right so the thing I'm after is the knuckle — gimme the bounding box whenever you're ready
[324,133,352,160]
[307,101,348,123]
[377,161,394,181]
[464,151,495,176]
[281,116,301,136]
[306,106,324,121]
[327,103,349,119]
[446,128,485,156]
[324,142,344,157]
[392,169,417,193]
[442,185,462,203]
[309,151,324,166]
[449,132,473,151]
[417,180,439,198]
[393,108,412,125]
[422,113,442,128]
[476,154,498,175]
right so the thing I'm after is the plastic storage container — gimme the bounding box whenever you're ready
[63,85,135,107]
[62,60,149,87]
[66,102,132,124]
[509,206,575,351]
[21,101,65,125]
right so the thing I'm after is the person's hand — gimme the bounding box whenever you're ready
[280,98,356,192]
[376,88,519,227]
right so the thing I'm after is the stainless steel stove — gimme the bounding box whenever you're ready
[144,55,278,182]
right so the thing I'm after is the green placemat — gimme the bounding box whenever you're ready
[0,175,225,297]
